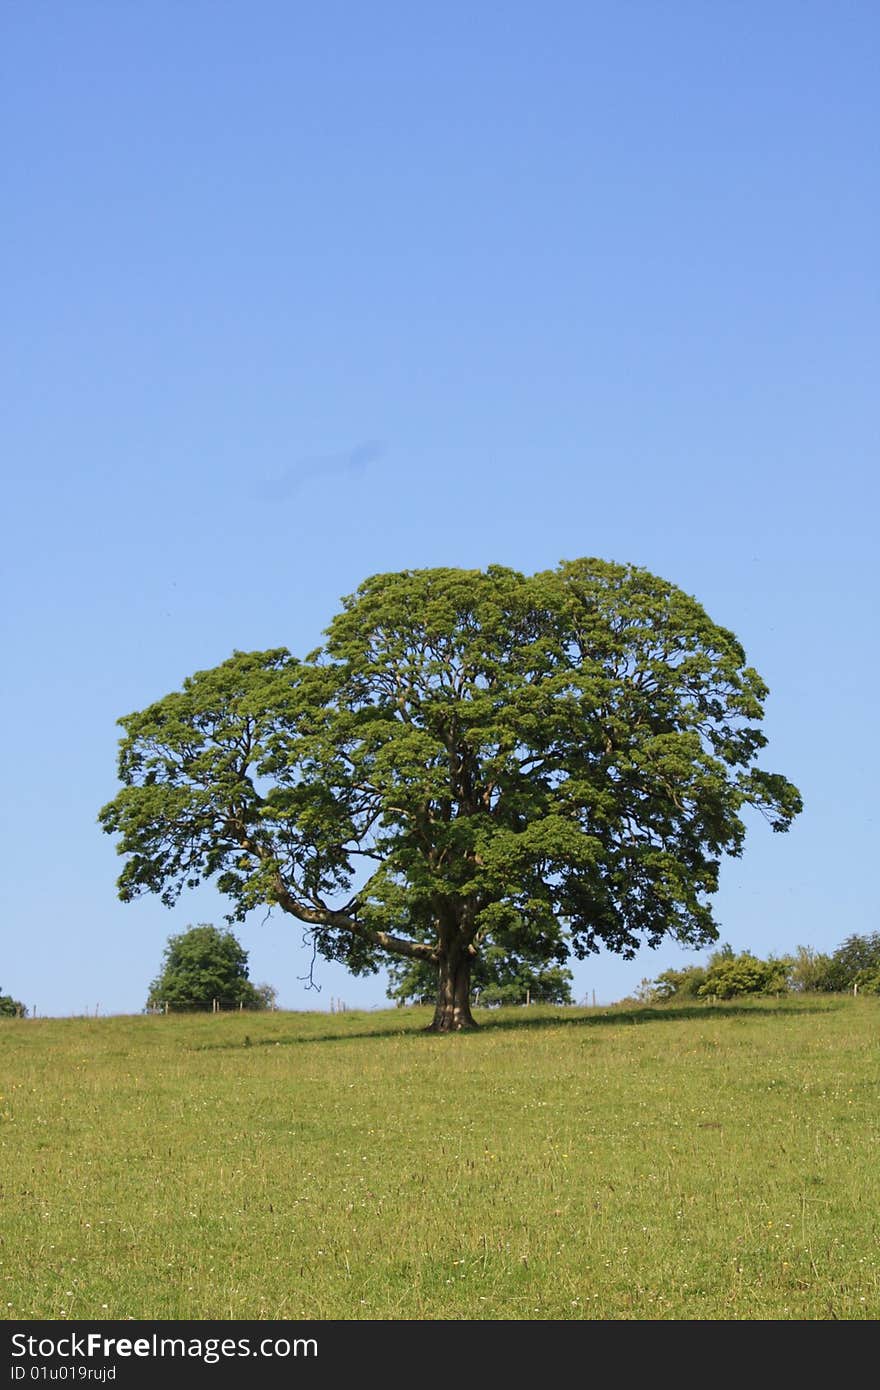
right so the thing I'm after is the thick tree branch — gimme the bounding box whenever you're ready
[271,873,437,962]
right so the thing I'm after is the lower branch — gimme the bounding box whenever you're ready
[271,874,437,963]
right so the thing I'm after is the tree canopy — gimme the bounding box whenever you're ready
[146,923,273,1012]
[100,558,802,1030]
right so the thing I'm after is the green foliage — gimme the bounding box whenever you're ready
[0,988,27,1018]
[253,981,279,1010]
[781,935,880,994]
[826,933,880,992]
[697,949,789,999]
[100,559,802,1018]
[646,935,880,1002]
[786,945,836,993]
[146,924,272,1012]
[476,960,573,1007]
[646,944,788,1001]
[648,964,709,1001]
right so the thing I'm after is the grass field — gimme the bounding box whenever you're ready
[1,996,878,1321]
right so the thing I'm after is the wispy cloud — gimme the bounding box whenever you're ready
[257,440,384,501]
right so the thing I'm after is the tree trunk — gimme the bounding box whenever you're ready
[427,950,477,1032]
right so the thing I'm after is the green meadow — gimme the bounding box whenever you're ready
[1,996,878,1321]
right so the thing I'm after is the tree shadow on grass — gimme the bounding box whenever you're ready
[189,999,841,1051]
[474,1001,835,1034]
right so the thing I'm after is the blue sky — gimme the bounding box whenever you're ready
[2,2,877,1016]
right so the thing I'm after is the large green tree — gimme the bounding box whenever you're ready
[99,559,802,1031]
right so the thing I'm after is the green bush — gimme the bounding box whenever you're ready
[854,968,880,996]
[697,951,788,999]
[0,988,27,1018]
[642,933,880,1004]
[644,945,789,1002]
[648,965,708,1002]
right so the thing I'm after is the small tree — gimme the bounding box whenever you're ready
[648,963,709,1001]
[0,988,27,1019]
[786,945,836,993]
[147,924,272,1012]
[253,982,279,1010]
[826,933,880,992]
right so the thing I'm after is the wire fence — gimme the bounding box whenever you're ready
[147,998,278,1015]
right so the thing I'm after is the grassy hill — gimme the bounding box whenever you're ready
[1,996,877,1320]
